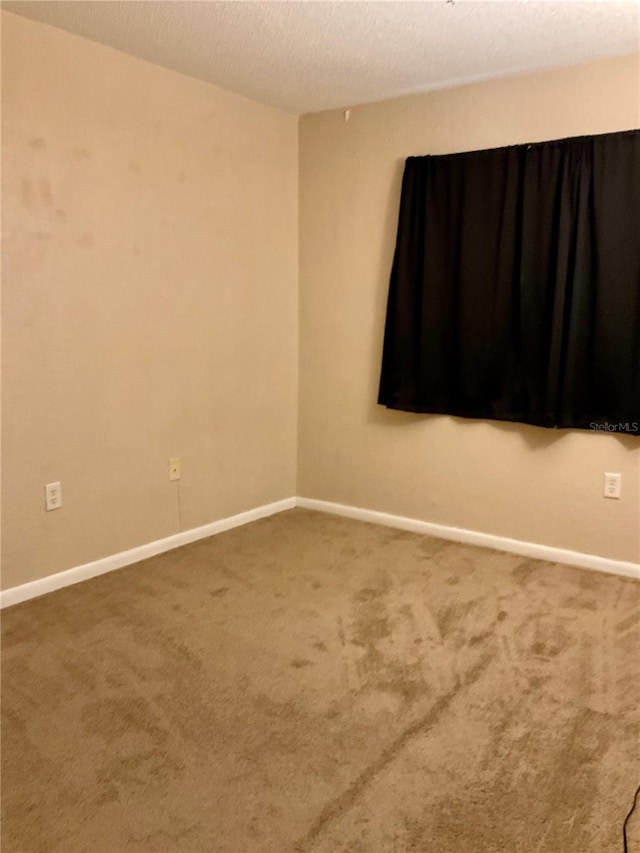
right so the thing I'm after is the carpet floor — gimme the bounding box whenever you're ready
[2,508,639,852]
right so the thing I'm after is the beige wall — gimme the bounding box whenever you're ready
[299,54,640,563]
[2,11,638,592]
[1,12,298,589]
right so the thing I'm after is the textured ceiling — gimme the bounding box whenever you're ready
[4,1,639,114]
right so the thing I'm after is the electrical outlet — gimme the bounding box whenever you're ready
[45,481,62,511]
[603,472,622,500]
[169,457,181,481]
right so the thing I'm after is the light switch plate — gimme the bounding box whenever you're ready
[169,457,181,481]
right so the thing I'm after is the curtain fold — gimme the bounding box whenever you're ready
[378,130,640,433]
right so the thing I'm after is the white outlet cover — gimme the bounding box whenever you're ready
[45,481,62,511]
[603,472,622,499]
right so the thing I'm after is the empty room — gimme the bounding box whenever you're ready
[1,1,639,851]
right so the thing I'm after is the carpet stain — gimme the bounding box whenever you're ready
[209,586,229,598]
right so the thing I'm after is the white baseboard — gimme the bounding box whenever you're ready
[0,497,296,609]
[296,497,640,581]
[3,494,637,609]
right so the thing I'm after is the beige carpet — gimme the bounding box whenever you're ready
[2,508,639,852]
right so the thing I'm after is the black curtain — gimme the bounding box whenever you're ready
[378,130,640,433]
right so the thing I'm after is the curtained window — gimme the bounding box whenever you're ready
[378,130,640,434]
